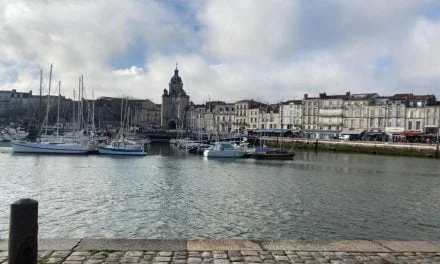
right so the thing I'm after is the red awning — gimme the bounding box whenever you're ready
[404,132,422,137]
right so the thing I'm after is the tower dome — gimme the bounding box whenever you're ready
[170,67,182,85]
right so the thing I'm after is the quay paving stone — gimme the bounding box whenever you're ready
[76,239,186,251]
[1,240,440,264]
[376,240,440,252]
[188,240,261,251]
[261,240,390,252]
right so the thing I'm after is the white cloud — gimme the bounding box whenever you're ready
[397,18,440,80]
[0,0,440,104]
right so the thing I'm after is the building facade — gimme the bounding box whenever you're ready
[280,100,302,130]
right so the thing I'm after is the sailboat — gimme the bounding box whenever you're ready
[98,98,146,156]
[12,66,90,154]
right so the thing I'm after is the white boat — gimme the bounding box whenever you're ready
[98,139,146,156]
[203,142,246,158]
[11,140,89,154]
[11,66,91,154]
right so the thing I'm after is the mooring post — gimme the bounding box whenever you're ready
[436,143,439,159]
[315,139,319,152]
[9,198,38,264]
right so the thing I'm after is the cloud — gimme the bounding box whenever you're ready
[199,0,299,64]
[1,0,440,104]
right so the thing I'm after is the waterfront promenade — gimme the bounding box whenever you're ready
[1,239,440,263]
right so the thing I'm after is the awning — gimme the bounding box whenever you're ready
[255,129,291,133]
[341,129,365,135]
[404,132,422,137]
[366,132,385,136]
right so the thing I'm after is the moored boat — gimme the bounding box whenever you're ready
[98,139,146,156]
[203,142,246,158]
[12,140,90,154]
[251,146,295,160]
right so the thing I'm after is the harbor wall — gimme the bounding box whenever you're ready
[260,137,440,158]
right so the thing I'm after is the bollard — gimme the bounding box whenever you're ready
[9,199,38,264]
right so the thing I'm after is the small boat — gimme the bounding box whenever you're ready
[98,139,146,156]
[203,142,246,158]
[251,146,295,160]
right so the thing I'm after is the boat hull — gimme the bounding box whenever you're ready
[252,152,295,160]
[12,141,89,154]
[203,150,246,158]
[98,146,146,156]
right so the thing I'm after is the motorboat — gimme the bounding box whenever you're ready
[203,142,246,158]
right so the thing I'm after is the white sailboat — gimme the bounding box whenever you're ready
[12,66,90,154]
[98,98,146,156]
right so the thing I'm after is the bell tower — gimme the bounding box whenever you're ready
[161,65,190,129]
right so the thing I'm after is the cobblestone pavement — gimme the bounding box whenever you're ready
[1,250,440,264]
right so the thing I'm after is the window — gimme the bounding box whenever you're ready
[396,119,401,127]
[370,118,374,127]
[408,121,412,130]
[350,119,355,128]
[410,111,414,118]
[387,119,392,127]
[416,121,421,130]
[360,120,364,127]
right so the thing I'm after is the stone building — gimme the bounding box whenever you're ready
[342,93,378,133]
[213,102,235,133]
[425,102,440,137]
[138,99,161,128]
[301,94,320,138]
[280,100,302,130]
[187,103,206,133]
[161,67,190,129]
[317,92,346,139]
[233,100,263,133]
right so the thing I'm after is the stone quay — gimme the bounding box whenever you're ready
[1,239,440,263]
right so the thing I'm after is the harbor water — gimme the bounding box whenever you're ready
[0,143,439,240]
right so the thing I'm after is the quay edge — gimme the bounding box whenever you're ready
[1,239,440,252]
[261,137,440,158]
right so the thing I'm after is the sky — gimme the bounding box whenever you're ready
[1,0,440,104]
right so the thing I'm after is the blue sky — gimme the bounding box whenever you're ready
[1,0,440,103]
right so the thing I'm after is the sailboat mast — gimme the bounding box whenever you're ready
[73,90,76,133]
[56,81,61,138]
[45,64,53,139]
[92,92,95,134]
[38,69,43,131]
[78,76,82,133]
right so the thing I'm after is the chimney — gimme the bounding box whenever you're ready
[304,93,308,99]
[346,91,351,96]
